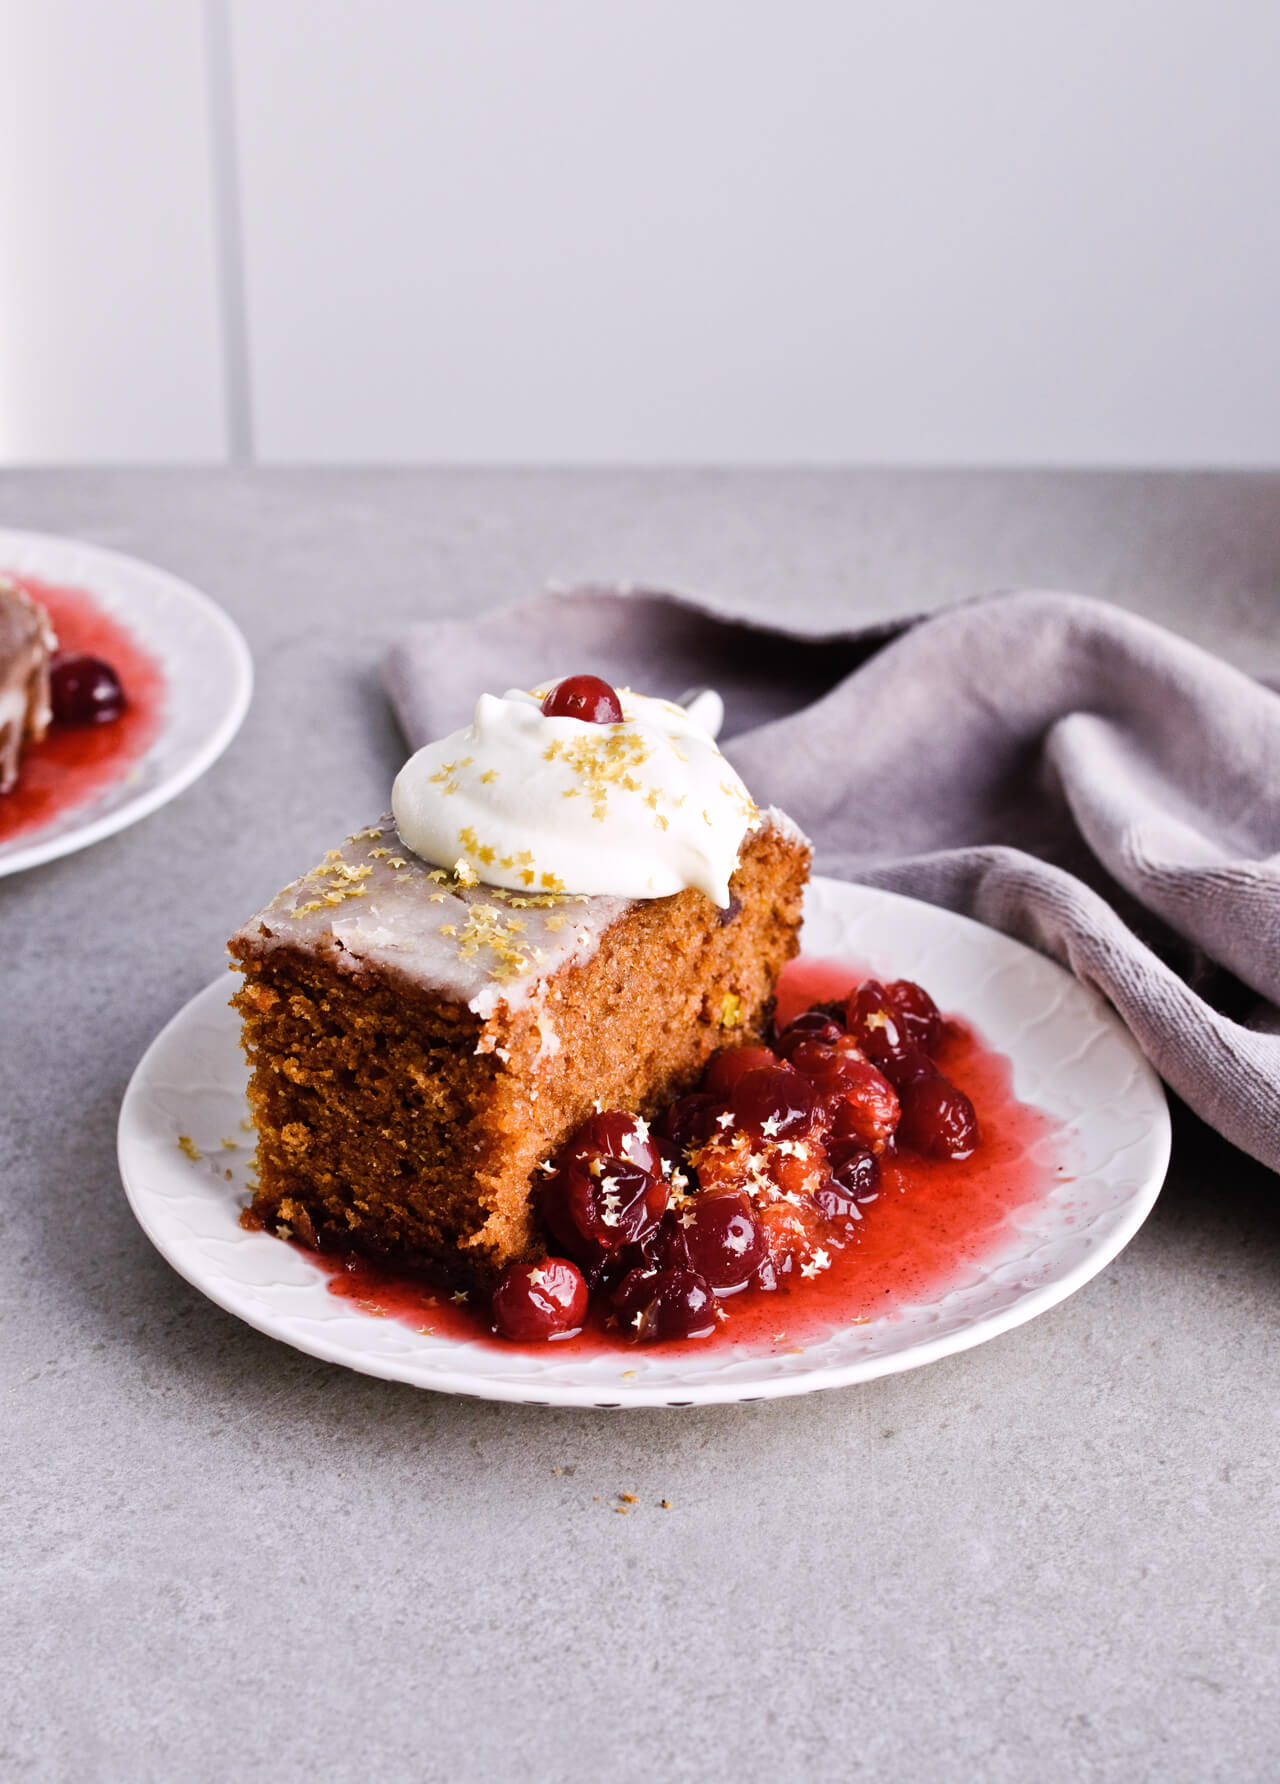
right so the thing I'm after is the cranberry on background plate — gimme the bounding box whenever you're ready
[49,652,126,726]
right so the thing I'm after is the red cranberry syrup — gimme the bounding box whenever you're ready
[306,957,1070,1357]
[0,576,166,843]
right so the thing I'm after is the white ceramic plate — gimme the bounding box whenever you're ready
[117,878,1171,1407]
[0,528,252,876]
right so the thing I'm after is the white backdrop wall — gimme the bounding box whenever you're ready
[1,0,1278,466]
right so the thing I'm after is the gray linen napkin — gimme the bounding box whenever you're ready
[384,587,1280,1173]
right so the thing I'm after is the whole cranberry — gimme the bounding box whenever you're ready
[822,1058,901,1153]
[702,1044,780,1100]
[846,980,910,1068]
[559,1110,662,1178]
[878,1045,938,1092]
[613,1266,719,1341]
[49,652,126,725]
[730,1064,817,1141]
[787,1034,866,1091]
[491,1258,588,1341]
[540,674,624,725]
[676,1192,767,1292]
[662,1092,723,1156]
[886,979,944,1053]
[826,1141,881,1201]
[775,1009,845,1058]
[558,1155,669,1251]
[897,1072,979,1159]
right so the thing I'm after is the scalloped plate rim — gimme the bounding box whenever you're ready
[0,527,253,877]
[116,879,1171,1408]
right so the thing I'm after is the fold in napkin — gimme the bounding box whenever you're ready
[385,588,1280,1173]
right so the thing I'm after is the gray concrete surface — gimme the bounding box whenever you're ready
[2,470,1277,1783]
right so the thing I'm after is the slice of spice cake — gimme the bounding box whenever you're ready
[229,674,810,1285]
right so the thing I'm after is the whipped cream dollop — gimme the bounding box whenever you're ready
[391,683,759,905]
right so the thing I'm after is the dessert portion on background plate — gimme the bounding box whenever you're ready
[230,676,810,1305]
[0,577,56,793]
[0,568,132,798]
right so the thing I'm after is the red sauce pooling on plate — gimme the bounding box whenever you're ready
[0,576,166,843]
[303,956,1070,1358]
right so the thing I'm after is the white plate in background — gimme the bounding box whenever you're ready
[0,528,252,877]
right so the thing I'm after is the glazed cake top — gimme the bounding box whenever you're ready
[230,809,804,1022]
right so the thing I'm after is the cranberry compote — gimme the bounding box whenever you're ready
[613,1266,719,1341]
[826,1140,881,1200]
[674,1193,767,1292]
[49,652,126,725]
[731,1064,817,1140]
[486,969,989,1345]
[544,1156,667,1253]
[886,979,944,1052]
[878,1045,937,1091]
[821,1058,900,1154]
[559,1110,662,1177]
[491,1258,588,1340]
[897,1072,979,1160]
[775,1009,844,1056]
[846,979,911,1068]
[813,1175,871,1231]
[540,674,625,725]
[662,1092,722,1154]
[702,1044,779,1099]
